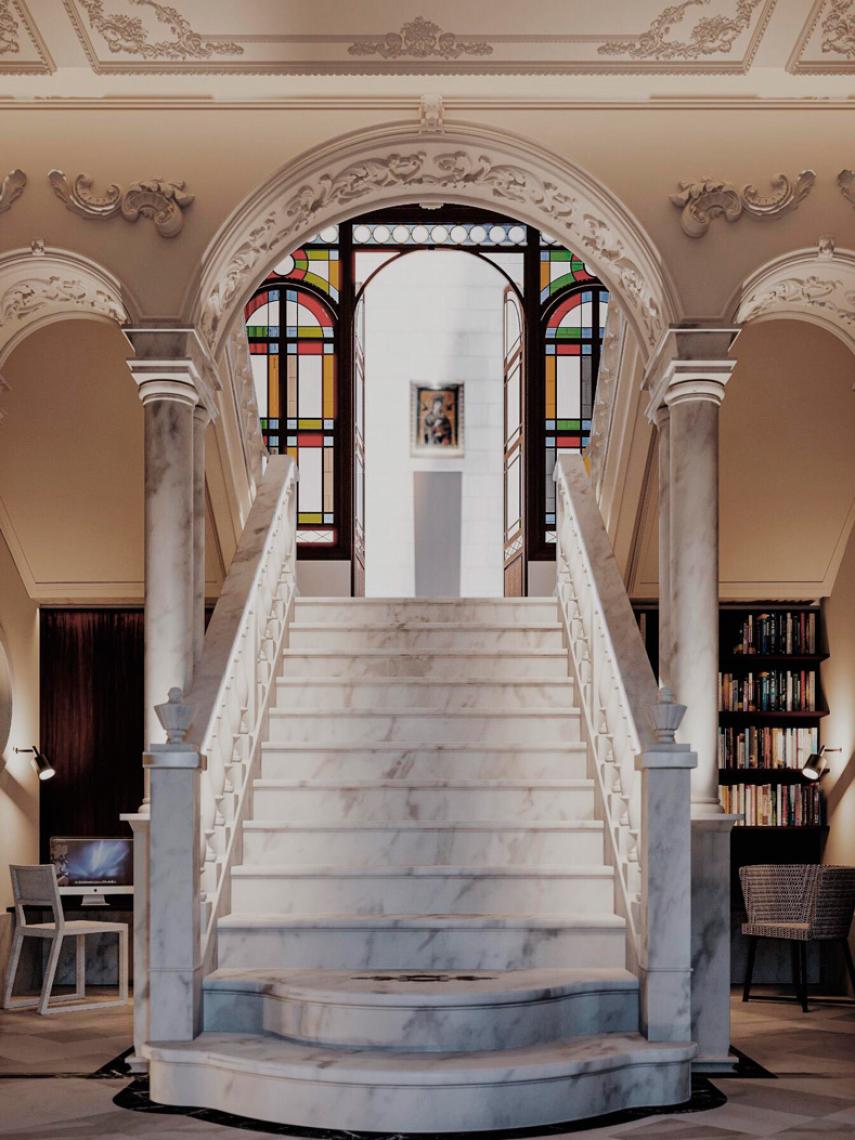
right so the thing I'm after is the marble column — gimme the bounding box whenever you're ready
[655,405,671,688]
[192,405,211,669]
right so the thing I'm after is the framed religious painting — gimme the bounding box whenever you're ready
[411,383,465,457]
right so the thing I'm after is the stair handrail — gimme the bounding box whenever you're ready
[553,455,661,969]
[183,454,298,969]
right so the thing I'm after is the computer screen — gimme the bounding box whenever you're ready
[49,837,133,888]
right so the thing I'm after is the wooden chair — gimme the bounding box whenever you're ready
[740,863,855,1012]
[3,865,129,1014]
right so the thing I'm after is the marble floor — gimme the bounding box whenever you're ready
[0,988,854,1138]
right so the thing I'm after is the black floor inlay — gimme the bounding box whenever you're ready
[113,1074,727,1138]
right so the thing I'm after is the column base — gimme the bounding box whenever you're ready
[691,813,739,1069]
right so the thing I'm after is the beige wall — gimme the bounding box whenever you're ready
[0,528,39,912]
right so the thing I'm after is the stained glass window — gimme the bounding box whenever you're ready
[246,234,340,548]
[543,284,609,541]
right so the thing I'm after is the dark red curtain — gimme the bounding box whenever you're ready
[39,609,144,859]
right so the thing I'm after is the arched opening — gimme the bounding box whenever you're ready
[242,206,610,597]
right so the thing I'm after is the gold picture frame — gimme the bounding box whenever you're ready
[410,383,464,457]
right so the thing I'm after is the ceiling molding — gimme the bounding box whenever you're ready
[38,0,780,76]
[789,0,855,73]
[0,0,54,73]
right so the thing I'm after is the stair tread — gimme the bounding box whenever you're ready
[268,707,579,717]
[252,778,595,789]
[282,649,567,657]
[260,742,587,752]
[149,1031,692,1083]
[289,622,562,631]
[203,967,638,1005]
[277,677,572,686]
[231,864,613,878]
[242,818,602,830]
[219,912,626,929]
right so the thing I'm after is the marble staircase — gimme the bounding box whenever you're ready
[148,597,693,1131]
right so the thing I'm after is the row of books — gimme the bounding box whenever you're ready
[730,610,817,657]
[719,725,818,770]
[720,670,816,712]
[720,782,824,827]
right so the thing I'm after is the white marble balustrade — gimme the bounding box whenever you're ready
[553,455,695,1044]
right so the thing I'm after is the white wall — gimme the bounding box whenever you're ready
[0,528,39,911]
[361,250,505,598]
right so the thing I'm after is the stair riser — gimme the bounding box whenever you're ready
[230,872,615,916]
[202,987,638,1050]
[287,627,564,651]
[242,827,605,867]
[216,924,627,972]
[275,680,575,711]
[260,747,589,782]
[251,785,595,823]
[282,652,569,680]
[266,712,581,745]
[294,601,559,625]
[150,1056,688,1133]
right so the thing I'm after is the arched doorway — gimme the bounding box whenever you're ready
[242,206,610,596]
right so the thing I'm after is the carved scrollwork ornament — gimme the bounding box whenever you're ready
[0,169,26,215]
[348,16,493,60]
[48,170,193,237]
[837,170,855,207]
[671,170,815,237]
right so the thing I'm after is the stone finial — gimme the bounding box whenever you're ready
[648,686,686,744]
[154,687,193,743]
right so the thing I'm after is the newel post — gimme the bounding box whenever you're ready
[145,687,205,1043]
[636,688,696,1043]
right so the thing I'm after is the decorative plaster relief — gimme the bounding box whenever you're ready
[348,16,492,60]
[0,169,26,214]
[837,169,855,205]
[822,0,855,58]
[0,0,18,54]
[419,94,444,134]
[739,274,855,334]
[0,274,126,324]
[671,171,815,236]
[49,170,193,236]
[73,0,243,60]
[598,0,763,60]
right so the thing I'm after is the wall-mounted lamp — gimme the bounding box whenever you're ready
[802,745,841,782]
[15,745,55,781]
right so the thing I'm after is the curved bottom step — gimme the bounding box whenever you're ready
[149,1031,694,1133]
[203,967,640,1050]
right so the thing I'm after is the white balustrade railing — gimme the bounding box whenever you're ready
[554,455,662,971]
[182,454,298,969]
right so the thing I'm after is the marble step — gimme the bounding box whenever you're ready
[250,779,596,823]
[148,1031,692,1132]
[294,598,560,625]
[259,742,589,782]
[265,708,581,745]
[229,864,615,916]
[242,819,606,867]
[216,912,628,971]
[281,649,570,680]
[287,623,564,652]
[202,967,639,1050]
[274,677,576,711]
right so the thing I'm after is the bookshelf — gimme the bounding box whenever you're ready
[632,600,829,983]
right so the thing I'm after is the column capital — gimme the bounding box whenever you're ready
[125,325,220,420]
[644,326,739,422]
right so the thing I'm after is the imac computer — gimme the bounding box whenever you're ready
[49,836,134,906]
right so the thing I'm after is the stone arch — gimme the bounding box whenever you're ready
[192,121,678,361]
[732,246,855,357]
[0,246,134,370]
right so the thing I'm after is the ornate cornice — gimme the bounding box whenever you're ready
[0,169,26,214]
[195,128,674,361]
[73,0,243,61]
[49,170,193,236]
[597,0,762,61]
[348,16,493,61]
[671,170,815,236]
[837,168,855,205]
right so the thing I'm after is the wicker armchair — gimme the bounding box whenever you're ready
[740,864,855,1011]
